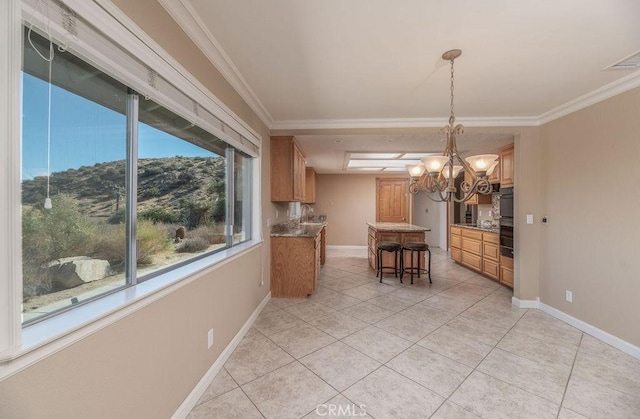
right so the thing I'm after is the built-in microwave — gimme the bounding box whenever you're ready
[500,187,513,218]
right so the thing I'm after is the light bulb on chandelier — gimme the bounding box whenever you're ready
[407,49,498,203]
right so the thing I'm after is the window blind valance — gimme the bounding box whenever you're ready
[22,0,260,157]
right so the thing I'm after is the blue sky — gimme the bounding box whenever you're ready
[21,73,216,180]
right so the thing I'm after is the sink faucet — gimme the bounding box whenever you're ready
[301,204,313,222]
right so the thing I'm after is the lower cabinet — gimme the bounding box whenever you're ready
[500,255,514,287]
[450,227,511,288]
[271,230,323,297]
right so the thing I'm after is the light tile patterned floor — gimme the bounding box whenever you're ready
[188,247,640,419]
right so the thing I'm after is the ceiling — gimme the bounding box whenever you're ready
[160,0,640,172]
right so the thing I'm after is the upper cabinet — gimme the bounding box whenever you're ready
[488,159,501,184]
[271,136,306,202]
[303,167,317,204]
[499,144,514,188]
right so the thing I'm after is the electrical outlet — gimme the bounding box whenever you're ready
[565,290,573,303]
[526,214,534,224]
[260,280,264,287]
[207,329,214,349]
[266,218,271,227]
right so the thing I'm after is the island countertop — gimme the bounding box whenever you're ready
[366,222,431,232]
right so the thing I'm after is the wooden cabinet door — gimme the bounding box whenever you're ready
[376,178,408,223]
[500,144,514,188]
[488,161,501,184]
[303,167,316,204]
[293,143,306,201]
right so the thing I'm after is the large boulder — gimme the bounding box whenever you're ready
[47,256,111,291]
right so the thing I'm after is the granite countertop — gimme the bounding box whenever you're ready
[270,221,327,238]
[451,223,499,233]
[367,222,431,232]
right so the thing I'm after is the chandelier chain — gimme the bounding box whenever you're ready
[450,58,455,123]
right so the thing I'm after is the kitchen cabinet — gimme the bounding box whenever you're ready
[488,161,500,184]
[482,232,500,280]
[450,225,510,286]
[303,167,317,204]
[464,171,492,204]
[500,255,514,287]
[450,226,462,262]
[271,227,324,297]
[270,136,306,202]
[499,144,514,188]
[461,228,483,270]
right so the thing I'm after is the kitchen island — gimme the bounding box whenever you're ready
[367,222,430,272]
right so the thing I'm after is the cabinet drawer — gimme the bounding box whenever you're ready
[451,234,461,249]
[379,232,401,242]
[462,229,483,241]
[461,237,482,256]
[402,232,424,244]
[451,247,461,262]
[483,259,500,280]
[500,255,514,269]
[451,226,461,236]
[483,243,499,261]
[483,232,499,244]
[461,251,482,271]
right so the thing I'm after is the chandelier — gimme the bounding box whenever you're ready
[407,49,498,203]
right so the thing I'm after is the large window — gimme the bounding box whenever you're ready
[20,28,254,325]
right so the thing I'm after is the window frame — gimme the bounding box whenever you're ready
[0,0,263,375]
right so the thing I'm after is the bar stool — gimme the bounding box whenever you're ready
[401,242,432,284]
[377,241,402,282]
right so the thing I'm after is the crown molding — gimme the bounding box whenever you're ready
[270,116,540,131]
[538,69,640,125]
[160,0,640,132]
[158,0,274,129]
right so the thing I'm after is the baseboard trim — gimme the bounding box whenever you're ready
[511,297,540,309]
[172,292,271,418]
[538,302,640,360]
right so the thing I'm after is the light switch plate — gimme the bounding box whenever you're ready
[526,214,534,224]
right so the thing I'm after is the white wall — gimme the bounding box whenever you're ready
[413,193,446,249]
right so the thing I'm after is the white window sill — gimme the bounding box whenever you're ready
[0,239,263,380]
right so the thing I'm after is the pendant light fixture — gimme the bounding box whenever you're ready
[407,49,497,202]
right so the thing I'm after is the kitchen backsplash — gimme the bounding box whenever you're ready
[476,194,501,227]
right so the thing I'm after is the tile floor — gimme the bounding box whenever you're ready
[188,247,640,418]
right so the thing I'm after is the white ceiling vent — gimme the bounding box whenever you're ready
[604,50,640,70]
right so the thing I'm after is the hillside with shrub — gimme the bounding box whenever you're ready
[22,156,226,221]
[21,156,227,301]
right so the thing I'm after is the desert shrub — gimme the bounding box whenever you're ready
[189,224,226,245]
[178,197,216,229]
[176,238,209,253]
[108,208,126,224]
[137,220,172,265]
[93,224,126,271]
[139,186,161,199]
[139,166,163,178]
[22,194,98,297]
[139,207,178,224]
